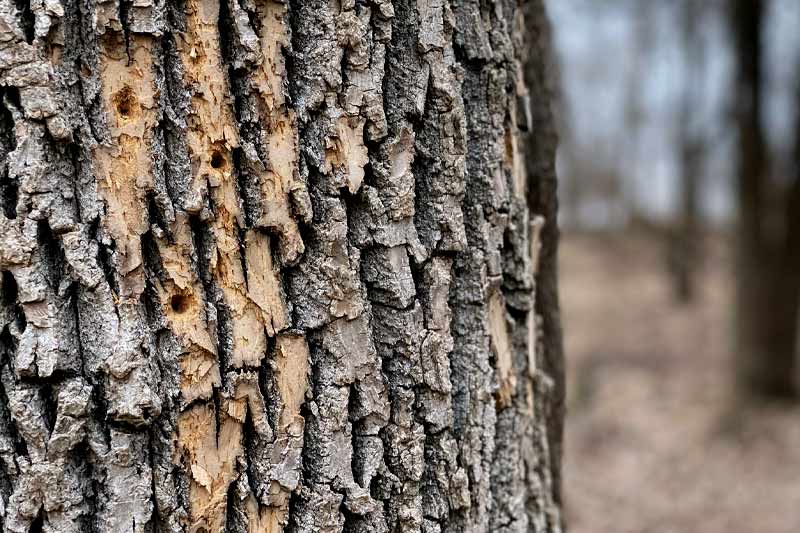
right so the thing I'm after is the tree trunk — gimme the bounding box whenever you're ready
[731,0,799,398]
[0,0,563,531]
[670,0,704,304]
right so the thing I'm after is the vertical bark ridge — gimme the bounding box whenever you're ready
[369,1,469,533]
[285,1,392,532]
[0,0,114,528]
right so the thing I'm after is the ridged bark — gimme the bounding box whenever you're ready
[0,0,563,531]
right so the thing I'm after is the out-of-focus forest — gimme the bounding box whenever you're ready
[549,0,800,531]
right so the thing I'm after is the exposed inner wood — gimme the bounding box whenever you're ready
[94,33,156,300]
[489,290,516,407]
[323,117,370,194]
[250,0,308,264]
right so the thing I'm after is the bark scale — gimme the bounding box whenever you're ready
[0,0,563,531]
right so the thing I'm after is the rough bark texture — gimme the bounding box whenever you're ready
[0,0,563,531]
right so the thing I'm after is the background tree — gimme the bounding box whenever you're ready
[731,0,799,398]
[670,0,706,303]
[0,0,564,531]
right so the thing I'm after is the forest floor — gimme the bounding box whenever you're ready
[561,229,800,533]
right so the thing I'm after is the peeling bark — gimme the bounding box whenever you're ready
[0,0,563,531]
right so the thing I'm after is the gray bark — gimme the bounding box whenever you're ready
[0,0,563,531]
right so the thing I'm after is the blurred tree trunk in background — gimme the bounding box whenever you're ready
[622,0,654,223]
[0,0,564,530]
[671,0,706,303]
[731,0,799,398]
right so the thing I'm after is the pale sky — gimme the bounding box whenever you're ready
[548,0,800,227]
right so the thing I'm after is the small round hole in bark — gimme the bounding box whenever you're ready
[210,150,226,170]
[116,100,131,117]
[112,86,138,120]
[170,294,190,314]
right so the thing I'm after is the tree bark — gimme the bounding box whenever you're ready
[0,0,564,531]
[731,0,799,398]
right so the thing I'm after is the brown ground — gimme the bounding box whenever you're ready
[561,230,800,533]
